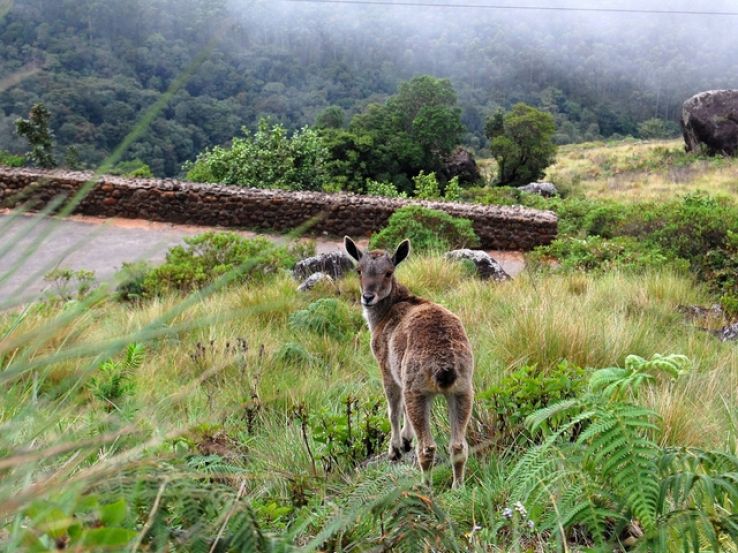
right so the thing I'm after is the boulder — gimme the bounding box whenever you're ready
[293,251,353,281]
[518,182,559,197]
[445,249,511,281]
[716,322,738,342]
[681,90,738,156]
[441,147,481,184]
[297,271,334,292]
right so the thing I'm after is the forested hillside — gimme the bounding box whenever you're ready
[2,0,738,176]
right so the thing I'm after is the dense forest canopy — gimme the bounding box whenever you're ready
[1,0,738,176]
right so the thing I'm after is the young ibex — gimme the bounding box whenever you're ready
[344,236,474,488]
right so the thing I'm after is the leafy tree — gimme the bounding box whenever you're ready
[349,75,465,193]
[315,106,345,129]
[637,118,680,139]
[487,103,557,187]
[15,103,56,168]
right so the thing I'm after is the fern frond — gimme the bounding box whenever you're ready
[577,404,660,531]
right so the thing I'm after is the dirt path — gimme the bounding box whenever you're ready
[0,211,524,304]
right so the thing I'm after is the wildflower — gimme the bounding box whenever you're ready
[527,519,535,529]
[502,507,513,520]
[513,501,528,518]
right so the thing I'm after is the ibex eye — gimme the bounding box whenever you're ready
[386,272,393,278]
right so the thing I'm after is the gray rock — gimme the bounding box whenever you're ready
[297,271,334,292]
[682,90,738,156]
[293,251,353,281]
[716,322,738,342]
[445,249,511,281]
[441,147,481,184]
[518,182,559,197]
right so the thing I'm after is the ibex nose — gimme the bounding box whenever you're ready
[361,293,376,305]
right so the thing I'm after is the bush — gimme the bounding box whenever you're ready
[43,268,97,302]
[369,206,480,253]
[412,171,462,201]
[184,119,328,191]
[288,298,363,340]
[115,261,154,302]
[142,232,297,296]
[531,236,686,273]
[0,149,24,167]
[110,159,154,178]
[365,179,407,198]
[479,361,586,448]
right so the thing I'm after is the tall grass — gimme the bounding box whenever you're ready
[2,248,737,549]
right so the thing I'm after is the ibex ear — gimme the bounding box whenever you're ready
[344,236,363,262]
[392,239,411,266]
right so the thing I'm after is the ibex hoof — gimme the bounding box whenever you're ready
[402,437,413,452]
[388,445,403,461]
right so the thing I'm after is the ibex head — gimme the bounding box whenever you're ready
[344,236,410,306]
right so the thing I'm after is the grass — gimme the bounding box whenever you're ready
[2,252,737,550]
[479,138,738,201]
[546,139,738,201]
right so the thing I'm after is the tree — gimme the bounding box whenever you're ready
[346,76,464,193]
[315,106,345,129]
[487,103,557,187]
[15,103,56,168]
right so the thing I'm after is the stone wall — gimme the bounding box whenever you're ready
[0,167,558,250]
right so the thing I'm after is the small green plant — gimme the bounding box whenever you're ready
[142,232,297,295]
[288,298,362,340]
[43,268,97,302]
[366,179,407,198]
[479,361,586,448]
[413,170,441,199]
[443,176,462,201]
[87,343,144,408]
[369,206,480,253]
[412,171,462,201]
[22,495,137,551]
[306,395,390,471]
[114,261,153,302]
[109,159,154,178]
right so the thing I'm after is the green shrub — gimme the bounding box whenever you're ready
[460,185,523,206]
[531,236,684,273]
[413,171,441,199]
[307,395,390,471]
[43,268,97,302]
[413,171,463,201]
[366,179,407,198]
[115,261,153,302]
[0,149,25,167]
[288,298,362,340]
[369,206,480,253]
[109,159,153,178]
[184,119,328,191]
[143,232,296,296]
[88,343,144,407]
[479,361,586,448]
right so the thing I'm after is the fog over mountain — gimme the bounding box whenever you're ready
[1,0,737,174]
